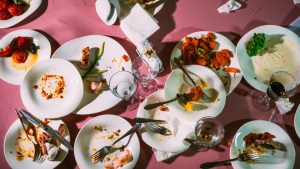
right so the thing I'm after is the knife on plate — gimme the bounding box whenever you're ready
[133,117,167,124]
[18,109,73,151]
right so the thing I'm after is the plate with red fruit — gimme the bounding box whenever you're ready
[0,0,42,28]
[0,29,51,85]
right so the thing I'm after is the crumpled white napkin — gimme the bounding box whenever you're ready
[217,0,242,13]
[275,98,294,114]
[293,0,300,4]
[120,3,160,46]
[153,148,186,161]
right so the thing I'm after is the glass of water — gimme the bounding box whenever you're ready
[109,71,139,111]
[132,56,160,98]
[194,117,224,148]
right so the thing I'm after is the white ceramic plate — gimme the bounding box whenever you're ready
[95,0,118,25]
[0,0,42,28]
[52,35,132,115]
[20,58,84,119]
[230,120,295,169]
[4,118,70,169]
[74,114,140,169]
[236,25,300,92]
[164,65,226,122]
[170,31,242,95]
[136,90,191,153]
[294,105,300,139]
[0,29,51,85]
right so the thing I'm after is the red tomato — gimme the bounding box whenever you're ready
[0,10,11,20]
[7,4,24,16]
[0,0,9,12]
[12,50,28,63]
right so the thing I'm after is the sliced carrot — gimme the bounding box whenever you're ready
[221,58,230,67]
[207,32,216,39]
[189,86,202,101]
[213,58,220,69]
[223,67,240,73]
[201,36,208,43]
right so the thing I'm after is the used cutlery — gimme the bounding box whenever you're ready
[18,109,73,151]
[144,93,195,110]
[16,110,45,163]
[145,122,172,136]
[200,152,260,168]
[90,123,142,163]
[174,58,212,103]
[133,117,167,124]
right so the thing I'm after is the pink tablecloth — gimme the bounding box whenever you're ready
[1,0,300,169]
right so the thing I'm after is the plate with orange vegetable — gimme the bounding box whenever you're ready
[170,31,242,95]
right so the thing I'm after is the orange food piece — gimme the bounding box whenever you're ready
[207,32,216,39]
[221,49,232,58]
[189,86,202,101]
[223,67,240,73]
[191,37,199,47]
[213,58,220,69]
[196,58,208,66]
[201,36,208,43]
[122,55,130,62]
[12,50,28,63]
[199,42,209,52]
[221,58,230,67]
[208,41,217,50]
[215,52,224,64]
[185,37,192,44]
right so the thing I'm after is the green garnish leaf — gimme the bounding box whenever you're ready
[81,42,105,79]
[246,33,266,57]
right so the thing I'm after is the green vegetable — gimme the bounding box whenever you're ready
[246,33,266,57]
[81,42,105,79]
[85,69,108,78]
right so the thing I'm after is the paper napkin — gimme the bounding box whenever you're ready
[120,3,160,46]
[275,98,294,114]
[218,0,242,13]
[153,148,186,161]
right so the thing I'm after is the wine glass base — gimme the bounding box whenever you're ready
[137,80,157,98]
[120,93,140,111]
[252,91,273,111]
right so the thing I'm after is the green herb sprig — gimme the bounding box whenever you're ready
[246,33,266,57]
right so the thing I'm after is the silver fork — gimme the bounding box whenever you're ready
[16,110,45,163]
[90,123,142,164]
[200,152,260,168]
[145,122,172,136]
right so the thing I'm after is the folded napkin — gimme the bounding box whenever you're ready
[120,3,160,46]
[153,148,186,161]
[218,0,242,13]
[275,98,294,114]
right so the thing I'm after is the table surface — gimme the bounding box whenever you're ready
[1,0,300,169]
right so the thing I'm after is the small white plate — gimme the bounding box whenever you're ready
[0,0,42,28]
[170,31,242,95]
[52,35,132,115]
[164,65,226,122]
[0,29,51,85]
[294,105,300,139]
[74,114,140,169]
[4,118,70,169]
[230,120,295,169]
[20,58,84,119]
[236,25,300,92]
[136,90,191,153]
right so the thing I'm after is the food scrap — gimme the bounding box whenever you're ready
[34,74,66,100]
[0,0,30,20]
[89,80,107,94]
[178,32,240,73]
[103,149,133,169]
[122,55,130,62]
[159,104,169,111]
[81,47,90,66]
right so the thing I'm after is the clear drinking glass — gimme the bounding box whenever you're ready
[252,71,297,121]
[109,71,139,111]
[194,117,225,148]
[132,56,160,98]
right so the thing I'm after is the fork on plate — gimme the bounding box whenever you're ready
[90,123,142,164]
[144,122,172,136]
[16,110,45,163]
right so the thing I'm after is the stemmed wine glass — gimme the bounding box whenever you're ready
[252,71,297,121]
[132,55,160,98]
[109,71,139,111]
[194,117,225,148]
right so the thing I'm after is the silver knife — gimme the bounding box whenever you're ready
[19,109,73,151]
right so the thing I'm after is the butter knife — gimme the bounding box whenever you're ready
[18,109,73,151]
